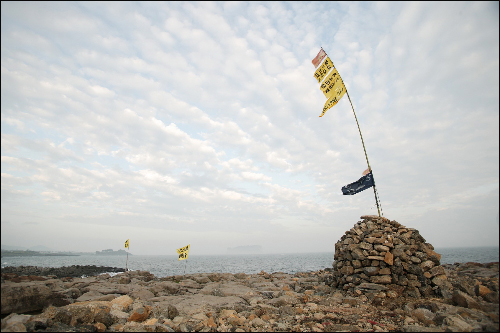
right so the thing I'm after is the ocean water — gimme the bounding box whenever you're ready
[1,247,498,278]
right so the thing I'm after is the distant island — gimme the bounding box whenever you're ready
[95,249,131,256]
[0,250,80,257]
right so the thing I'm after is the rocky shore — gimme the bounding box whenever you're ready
[1,262,498,332]
[1,266,126,279]
[1,215,498,332]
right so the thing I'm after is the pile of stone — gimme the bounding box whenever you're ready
[331,215,451,298]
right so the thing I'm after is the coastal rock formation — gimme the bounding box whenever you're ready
[1,265,126,279]
[1,263,499,332]
[331,215,450,298]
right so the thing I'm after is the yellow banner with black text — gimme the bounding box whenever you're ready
[320,84,346,117]
[313,57,334,83]
[177,244,190,261]
[312,50,347,117]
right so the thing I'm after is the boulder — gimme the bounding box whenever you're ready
[110,295,133,312]
[1,281,72,315]
[128,305,151,322]
[451,290,481,310]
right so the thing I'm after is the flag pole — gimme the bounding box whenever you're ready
[316,48,382,217]
[126,246,129,271]
[344,89,381,217]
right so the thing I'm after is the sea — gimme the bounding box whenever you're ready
[1,247,498,278]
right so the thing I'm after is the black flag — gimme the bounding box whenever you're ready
[342,171,374,195]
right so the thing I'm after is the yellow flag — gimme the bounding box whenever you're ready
[313,57,334,83]
[125,239,129,249]
[319,68,343,99]
[177,244,190,261]
[319,83,346,117]
[176,244,189,254]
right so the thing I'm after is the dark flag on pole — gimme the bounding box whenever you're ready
[342,171,375,195]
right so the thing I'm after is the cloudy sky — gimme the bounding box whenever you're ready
[1,2,498,255]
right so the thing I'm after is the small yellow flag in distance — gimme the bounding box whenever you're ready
[177,244,190,261]
[125,239,129,249]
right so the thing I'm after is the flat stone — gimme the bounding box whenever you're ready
[443,315,474,332]
[374,245,390,252]
[356,283,388,291]
[378,268,391,275]
[360,215,380,221]
[429,266,445,277]
[384,252,394,265]
[367,256,385,261]
[110,295,133,312]
[452,290,481,310]
[420,260,435,271]
[370,275,392,284]
[475,284,492,297]
[363,267,380,276]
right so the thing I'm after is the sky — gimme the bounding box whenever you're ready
[1,1,499,256]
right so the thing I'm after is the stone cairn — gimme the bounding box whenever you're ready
[331,215,450,298]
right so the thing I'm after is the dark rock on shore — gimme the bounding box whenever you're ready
[1,265,126,279]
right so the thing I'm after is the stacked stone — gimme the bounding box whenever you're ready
[331,215,447,298]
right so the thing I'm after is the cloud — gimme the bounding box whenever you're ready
[1,2,498,254]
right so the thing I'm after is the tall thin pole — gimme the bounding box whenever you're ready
[126,249,129,271]
[345,89,381,217]
[318,48,382,217]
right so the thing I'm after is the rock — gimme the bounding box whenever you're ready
[167,304,179,319]
[411,308,435,325]
[1,281,71,315]
[452,290,481,310]
[52,300,113,327]
[251,317,266,327]
[356,283,388,291]
[217,282,255,297]
[402,325,445,332]
[370,275,392,284]
[76,290,105,302]
[363,267,380,276]
[475,284,492,297]
[149,281,180,295]
[442,315,474,332]
[384,251,394,265]
[1,265,126,279]
[94,322,106,332]
[1,313,31,332]
[421,260,435,271]
[110,295,133,312]
[110,309,129,323]
[483,291,499,303]
[129,288,155,301]
[128,305,151,322]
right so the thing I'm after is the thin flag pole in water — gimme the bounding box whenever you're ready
[125,239,130,271]
[312,48,382,217]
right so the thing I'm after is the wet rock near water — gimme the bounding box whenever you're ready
[1,265,126,280]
